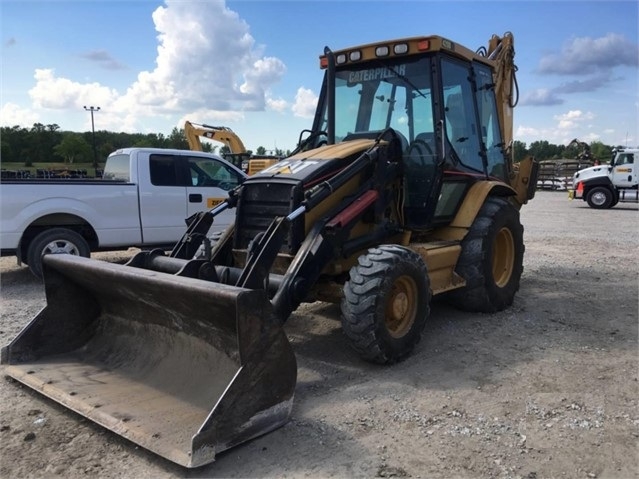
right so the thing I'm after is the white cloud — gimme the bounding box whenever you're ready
[266,97,288,113]
[520,88,563,106]
[123,0,285,113]
[177,111,245,130]
[29,69,119,110]
[538,33,639,75]
[16,0,287,133]
[516,109,601,146]
[291,87,318,118]
[551,110,596,133]
[0,102,40,127]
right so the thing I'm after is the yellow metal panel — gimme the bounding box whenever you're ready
[288,139,377,161]
[410,243,465,294]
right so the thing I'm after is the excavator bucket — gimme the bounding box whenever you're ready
[1,254,297,468]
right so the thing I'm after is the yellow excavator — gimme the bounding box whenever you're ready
[184,120,280,174]
[2,33,537,468]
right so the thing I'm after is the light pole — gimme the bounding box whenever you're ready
[83,106,100,170]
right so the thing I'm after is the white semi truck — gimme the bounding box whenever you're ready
[569,148,638,208]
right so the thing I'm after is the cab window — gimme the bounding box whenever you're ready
[441,58,483,174]
[616,153,634,165]
[149,155,179,186]
[102,154,131,181]
[187,156,242,190]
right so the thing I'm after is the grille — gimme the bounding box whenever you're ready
[234,180,304,254]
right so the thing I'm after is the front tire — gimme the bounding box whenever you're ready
[341,245,431,364]
[446,196,524,313]
[586,186,613,209]
[26,228,91,278]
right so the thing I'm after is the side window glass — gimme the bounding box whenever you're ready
[188,157,241,191]
[474,62,507,180]
[441,59,483,174]
[149,155,179,186]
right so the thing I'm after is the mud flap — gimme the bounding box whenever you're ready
[1,254,297,468]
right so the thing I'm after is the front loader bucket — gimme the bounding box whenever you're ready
[1,254,297,468]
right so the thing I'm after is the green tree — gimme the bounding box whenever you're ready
[255,146,266,155]
[167,127,189,149]
[528,140,563,161]
[28,123,63,164]
[512,140,527,162]
[589,141,613,162]
[53,133,92,164]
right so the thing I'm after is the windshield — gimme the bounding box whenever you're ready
[316,56,434,146]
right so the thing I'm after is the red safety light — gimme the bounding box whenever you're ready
[417,39,430,51]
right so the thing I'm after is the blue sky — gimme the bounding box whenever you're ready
[1,0,637,153]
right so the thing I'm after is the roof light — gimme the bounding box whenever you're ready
[320,56,328,68]
[349,50,361,62]
[417,40,430,51]
[336,53,347,64]
[375,46,390,57]
[393,43,408,55]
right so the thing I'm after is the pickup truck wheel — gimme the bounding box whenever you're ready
[341,245,431,365]
[586,186,613,209]
[445,196,524,313]
[27,228,91,278]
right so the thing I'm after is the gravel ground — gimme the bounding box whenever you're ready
[0,190,637,478]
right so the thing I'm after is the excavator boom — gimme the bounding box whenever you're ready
[184,120,279,174]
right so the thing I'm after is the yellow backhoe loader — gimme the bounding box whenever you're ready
[2,32,538,468]
[184,120,280,174]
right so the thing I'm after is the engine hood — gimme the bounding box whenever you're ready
[249,139,377,186]
[573,164,611,182]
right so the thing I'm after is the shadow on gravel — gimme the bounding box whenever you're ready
[281,260,637,401]
[0,267,41,287]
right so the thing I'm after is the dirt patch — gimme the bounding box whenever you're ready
[0,191,637,478]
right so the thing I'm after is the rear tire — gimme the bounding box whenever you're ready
[341,245,431,364]
[446,196,524,313]
[26,228,91,278]
[586,186,613,209]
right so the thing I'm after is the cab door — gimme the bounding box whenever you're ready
[611,152,635,188]
[138,153,190,244]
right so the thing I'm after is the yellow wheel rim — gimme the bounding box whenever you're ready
[385,275,418,338]
[492,227,515,288]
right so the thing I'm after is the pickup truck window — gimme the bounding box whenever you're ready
[102,154,131,181]
[187,156,242,191]
[150,155,180,186]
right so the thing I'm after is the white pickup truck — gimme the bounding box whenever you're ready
[0,147,247,277]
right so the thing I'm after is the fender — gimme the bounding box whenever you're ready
[582,175,614,189]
